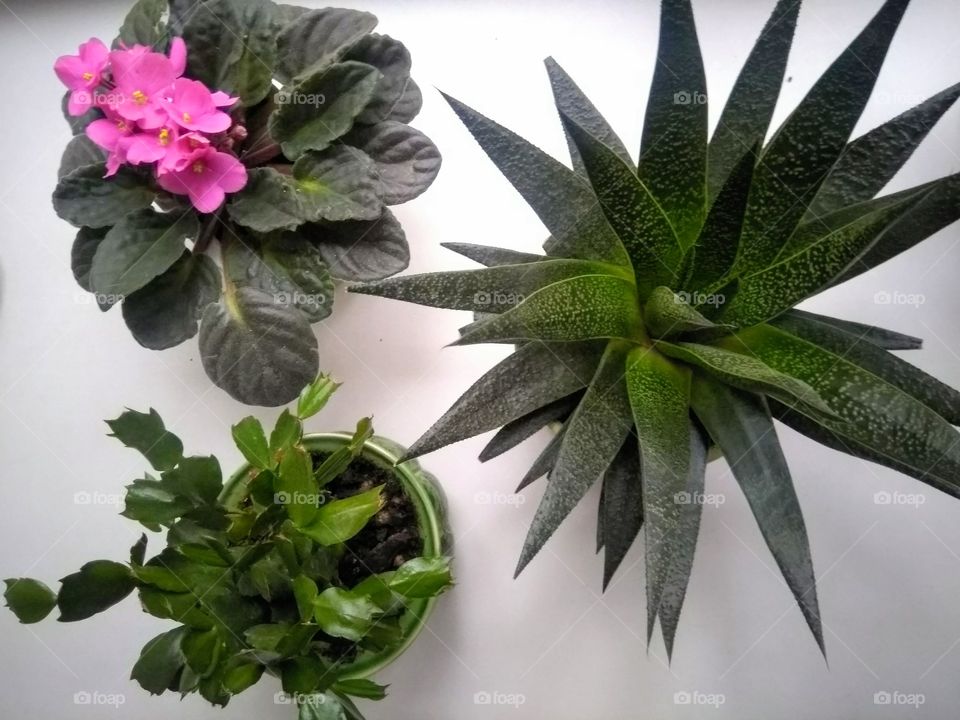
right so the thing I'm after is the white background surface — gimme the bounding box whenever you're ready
[1,0,960,718]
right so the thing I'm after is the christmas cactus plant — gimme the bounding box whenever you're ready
[3,376,453,719]
[352,0,960,659]
[55,0,440,405]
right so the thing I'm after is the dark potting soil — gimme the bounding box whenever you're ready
[311,451,423,587]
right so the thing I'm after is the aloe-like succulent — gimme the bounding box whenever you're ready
[57,0,440,406]
[353,0,960,659]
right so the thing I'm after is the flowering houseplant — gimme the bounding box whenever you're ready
[3,375,453,719]
[353,0,960,660]
[55,0,441,406]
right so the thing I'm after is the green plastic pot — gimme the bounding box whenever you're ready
[220,432,452,679]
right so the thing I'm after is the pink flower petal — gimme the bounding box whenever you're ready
[78,38,109,69]
[85,118,125,151]
[168,37,187,77]
[190,185,226,214]
[210,91,239,108]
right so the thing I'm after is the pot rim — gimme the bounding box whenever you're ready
[220,431,446,680]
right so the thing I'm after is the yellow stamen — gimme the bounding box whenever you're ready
[116,120,128,132]
[82,71,94,81]
[189,138,200,148]
[182,112,192,123]
[158,128,170,146]
[132,89,147,105]
[192,161,205,174]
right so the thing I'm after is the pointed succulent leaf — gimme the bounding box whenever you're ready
[736,324,960,499]
[721,189,926,327]
[624,347,692,643]
[690,378,825,656]
[304,209,409,282]
[52,164,154,228]
[59,134,105,179]
[808,83,960,218]
[780,309,921,351]
[685,143,758,292]
[441,242,544,267]
[57,560,135,621]
[107,408,184,471]
[600,439,644,589]
[545,56,633,174]
[441,92,629,265]
[344,121,441,204]
[516,425,565,492]
[771,312,960,424]
[559,112,682,292]
[89,209,199,298]
[271,62,382,159]
[480,393,580,462]
[405,340,604,459]
[122,251,221,350]
[276,8,378,82]
[455,275,643,345]
[638,0,708,248]
[644,286,727,339]
[228,149,382,233]
[832,172,960,285]
[516,342,634,574]
[198,286,319,406]
[344,33,412,124]
[352,258,624,314]
[707,0,800,201]
[180,0,278,106]
[4,579,57,624]
[736,0,912,274]
[657,424,707,661]
[657,340,837,420]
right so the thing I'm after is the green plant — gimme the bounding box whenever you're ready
[3,375,453,719]
[352,0,960,659]
[57,0,440,406]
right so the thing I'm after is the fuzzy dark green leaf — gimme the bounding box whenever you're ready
[404,340,604,460]
[107,408,184,471]
[52,164,154,228]
[271,62,382,159]
[345,121,441,204]
[57,560,135,621]
[455,275,642,345]
[691,378,825,656]
[559,112,682,292]
[276,8,378,82]
[736,0,911,274]
[808,83,960,218]
[545,56,633,174]
[58,134,105,179]
[625,347,691,643]
[122,251,220,350]
[707,0,800,201]
[198,287,319,406]
[388,77,423,123]
[517,342,633,574]
[115,0,168,47]
[345,34,412,124]
[638,0,707,248]
[70,226,107,293]
[441,92,628,266]
[306,209,409,282]
[4,579,57,624]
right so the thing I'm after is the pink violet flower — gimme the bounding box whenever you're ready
[158,131,211,173]
[156,146,247,213]
[120,125,180,167]
[54,38,109,116]
[167,38,187,77]
[85,112,137,176]
[108,48,177,128]
[163,78,234,133]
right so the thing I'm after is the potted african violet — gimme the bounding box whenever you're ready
[55,0,441,406]
[3,375,453,719]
